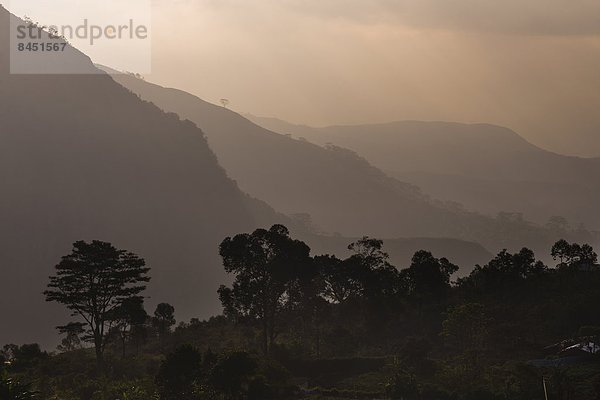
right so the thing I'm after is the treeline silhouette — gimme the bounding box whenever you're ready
[2,226,600,399]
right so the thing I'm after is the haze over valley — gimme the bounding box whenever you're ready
[1,2,600,399]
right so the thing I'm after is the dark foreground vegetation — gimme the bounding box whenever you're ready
[2,226,600,399]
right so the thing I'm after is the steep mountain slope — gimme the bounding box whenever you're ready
[105,70,561,253]
[0,8,496,349]
[249,117,600,229]
[0,7,281,347]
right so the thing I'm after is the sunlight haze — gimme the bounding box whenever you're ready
[144,0,600,156]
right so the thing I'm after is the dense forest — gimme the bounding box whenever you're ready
[2,225,600,400]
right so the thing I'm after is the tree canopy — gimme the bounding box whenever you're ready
[218,225,313,354]
[44,240,150,368]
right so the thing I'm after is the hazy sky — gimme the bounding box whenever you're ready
[146,0,600,156]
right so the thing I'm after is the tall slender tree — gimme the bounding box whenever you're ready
[153,303,176,346]
[44,240,150,369]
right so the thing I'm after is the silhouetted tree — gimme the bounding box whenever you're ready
[316,255,361,304]
[112,297,148,357]
[552,239,598,269]
[345,237,402,301]
[459,248,546,298]
[348,236,389,267]
[152,302,176,342]
[44,240,150,369]
[218,225,312,355]
[552,239,573,266]
[402,250,458,303]
[286,256,324,358]
[56,322,85,353]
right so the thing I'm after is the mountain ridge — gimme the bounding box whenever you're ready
[248,115,600,229]
[0,6,278,347]
[0,10,493,348]
[104,71,507,240]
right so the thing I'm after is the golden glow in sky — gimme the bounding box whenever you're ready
[118,1,600,155]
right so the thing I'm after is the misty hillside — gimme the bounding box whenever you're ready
[0,7,496,349]
[0,7,283,347]
[249,117,600,229]
[104,70,580,257]
[104,69,439,238]
[1,5,591,348]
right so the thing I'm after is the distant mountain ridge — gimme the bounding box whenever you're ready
[248,116,600,230]
[103,69,600,263]
[0,7,493,349]
[1,5,592,348]
[104,72,496,238]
